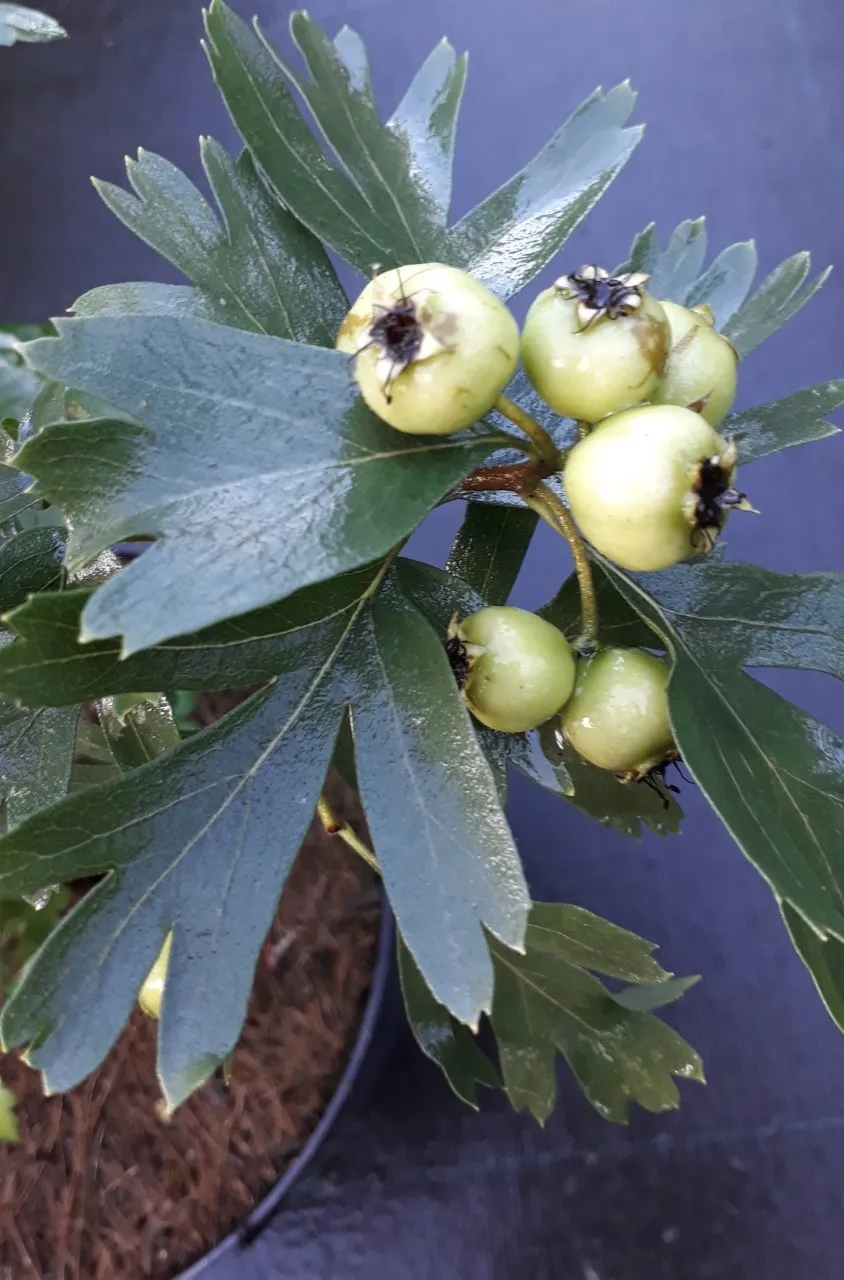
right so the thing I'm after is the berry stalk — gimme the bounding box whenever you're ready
[523,482,599,646]
[317,794,380,873]
[495,393,561,469]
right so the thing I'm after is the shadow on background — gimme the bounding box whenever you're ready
[2,0,844,1276]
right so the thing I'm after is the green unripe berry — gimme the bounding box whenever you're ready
[455,606,576,734]
[652,300,738,426]
[563,403,745,571]
[138,933,172,1020]
[520,281,669,424]
[563,647,675,778]
[336,264,519,435]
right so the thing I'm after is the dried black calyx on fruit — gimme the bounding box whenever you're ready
[555,264,650,330]
[445,631,471,689]
[639,758,692,810]
[365,293,425,399]
[690,442,755,552]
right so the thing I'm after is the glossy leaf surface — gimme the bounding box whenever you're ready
[348,578,529,1026]
[0,670,343,1107]
[604,564,844,951]
[90,142,346,346]
[0,698,78,829]
[725,382,844,463]
[398,933,499,1108]
[205,2,641,294]
[723,253,832,356]
[21,317,501,652]
[488,903,703,1123]
[0,569,380,705]
[0,560,528,1096]
[0,527,64,613]
[446,503,537,606]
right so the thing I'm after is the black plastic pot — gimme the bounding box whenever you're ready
[176,898,396,1279]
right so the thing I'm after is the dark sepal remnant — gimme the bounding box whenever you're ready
[445,633,471,689]
[691,454,753,552]
[555,265,650,331]
[640,758,692,810]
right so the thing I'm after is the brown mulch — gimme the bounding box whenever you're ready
[0,692,380,1280]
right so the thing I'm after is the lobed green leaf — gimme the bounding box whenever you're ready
[205,2,641,294]
[398,933,500,1107]
[488,903,703,1124]
[0,568,381,706]
[89,142,346,346]
[723,252,832,357]
[20,317,501,653]
[725,381,844,463]
[347,577,529,1026]
[604,564,844,951]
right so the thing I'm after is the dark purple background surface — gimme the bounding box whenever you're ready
[2,1,844,1276]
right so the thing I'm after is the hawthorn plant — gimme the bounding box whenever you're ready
[1,1,843,1133]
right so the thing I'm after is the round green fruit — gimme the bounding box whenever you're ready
[455,606,576,734]
[336,263,519,435]
[562,647,675,777]
[563,403,743,571]
[138,933,172,1020]
[520,270,669,424]
[652,299,738,426]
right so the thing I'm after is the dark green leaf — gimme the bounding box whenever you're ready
[0,697,78,828]
[538,565,662,650]
[446,503,537,605]
[725,381,844,463]
[398,933,499,1107]
[0,3,65,45]
[91,142,345,345]
[0,638,347,1106]
[488,902,703,1124]
[625,558,844,679]
[386,37,467,224]
[0,569,379,706]
[98,695,182,771]
[685,240,757,328]
[21,317,501,652]
[74,282,219,324]
[271,14,455,256]
[781,901,844,1033]
[539,722,683,838]
[0,557,529,1097]
[205,3,641,293]
[0,349,41,422]
[0,527,64,613]
[525,902,674,982]
[614,975,701,1012]
[449,84,642,298]
[723,253,832,357]
[348,577,529,1026]
[604,565,844,948]
[204,1,447,271]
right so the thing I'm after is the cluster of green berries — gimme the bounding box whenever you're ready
[449,606,674,782]
[335,261,749,778]
[338,261,749,574]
